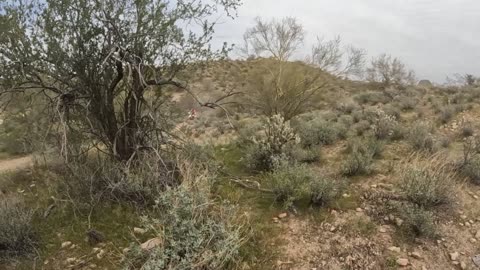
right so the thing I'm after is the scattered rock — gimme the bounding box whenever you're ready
[133,227,147,235]
[379,226,388,233]
[388,246,401,253]
[329,226,336,232]
[61,241,72,249]
[460,215,467,220]
[473,254,480,267]
[141,237,162,251]
[396,258,409,267]
[96,249,106,259]
[66,257,76,264]
[410,252,422,259]
[450,251,460,261]
[460,261,467,270]
[278,213,288,219]
[395,218,404,227]
[355,207,363,212]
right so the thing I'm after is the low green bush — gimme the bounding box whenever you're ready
[265,162,312,208]
[396,203,437,239]
[398,156,455,208]
[408,121,436,152]
[309,176,345,206]
[123,165,244,269]
[342,137,381,176]
[0,196,36,259]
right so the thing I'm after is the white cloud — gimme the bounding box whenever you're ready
[213,0,480,82]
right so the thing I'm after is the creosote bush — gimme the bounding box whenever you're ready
[309,176,345,206]
[123,163,244,269]
[0,196,36,259]
[342,136,382,176]
[395,203,437,239]
[297,118,341,147]
[408,121,436,152]
[398,155,456,208]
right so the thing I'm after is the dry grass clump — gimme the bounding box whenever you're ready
[0,196,36,260]
[398,155,457,208]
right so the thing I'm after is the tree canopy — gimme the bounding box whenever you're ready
[0,0,241,160]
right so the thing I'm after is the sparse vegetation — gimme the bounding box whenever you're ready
[0,2,479,268]
[0,196,36,259]
[398,156,455,208]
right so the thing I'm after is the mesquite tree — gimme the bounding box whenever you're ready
[0,0,240,161]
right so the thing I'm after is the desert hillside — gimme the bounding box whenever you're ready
[1,1,480,270]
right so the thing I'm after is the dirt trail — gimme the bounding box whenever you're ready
[0,155,33,173]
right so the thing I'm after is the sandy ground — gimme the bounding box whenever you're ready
[0,155,33,173]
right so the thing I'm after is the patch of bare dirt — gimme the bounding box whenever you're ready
[0,155,33,173]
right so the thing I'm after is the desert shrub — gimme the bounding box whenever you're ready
[60,153,181,207]
[265,162,312,208]
[309,176,345,206]
[353,120,371,136]
[398,156,455,208]
[123,164,244,270]
[371,109,398,140]
[382,104,401,120]
[0,196,36,259]
[244,115,299,172]
[460,121,475,138]
[396,203,437,239]
[438,105,455,124]
[408,121,436,152]
[297,119,340,147]
[342,137,380,176]
[336,101,359,114]
[393,95,417,111]
[286,144,321,163]
[438,136,451,148]
[354,91,389,105]
[462,157,480,184]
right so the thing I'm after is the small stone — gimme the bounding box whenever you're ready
[411,252,422,259]
[475,230,480,239]
[388,246,401,252]
[96,249,106,259]
[278,213,288,219]
[450,251,460,261]
[460,261,467,269]
[396,258,409,266]
[272,217,279,223]
[66,257,76,264]
[473,254,480,267]
[371,184,377,188]
[379,226,388,233]
[355,208,363,212]
[133,227,147,235]
[473,195,479,199]
[141,237,162,251]
[93,247,100,253]
[61,241,72,249]
[329,226,336,232]
[461,215,468,220]
[395,218,404,227]
[342,193,350,198]
[470,238,477,243]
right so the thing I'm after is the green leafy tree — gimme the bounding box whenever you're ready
[0,0,240,161]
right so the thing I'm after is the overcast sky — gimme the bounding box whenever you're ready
[212,0,480,83]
